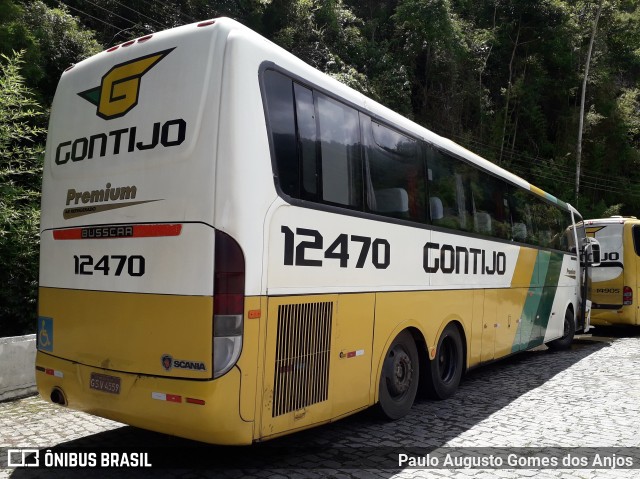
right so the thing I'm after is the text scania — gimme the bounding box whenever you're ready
[54,118,186,165]
[423,242,507,275]
[174,360,206,371]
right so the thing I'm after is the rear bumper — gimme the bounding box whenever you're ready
[35,352,254,445]
[591,307,637,326]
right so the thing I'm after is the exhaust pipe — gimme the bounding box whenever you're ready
[50,387,67,406]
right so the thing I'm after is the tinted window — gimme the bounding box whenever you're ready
[316,93,362,208]
[561,210,575,252]
[532,201,565,249]
[263,70,298,197]
[426,147,477,233]
[511,186,573,251]
[293,83,317,198]
[263,69,574,248]
[364,118,425,221]
[510,188,539,244]
[633,225,640,256]
[468,169,511,240]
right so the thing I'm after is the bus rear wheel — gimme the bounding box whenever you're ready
[377,330,419,420]
[547,309,575,351]
[426,323,463,400]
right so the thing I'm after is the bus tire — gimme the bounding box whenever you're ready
[547,309,575,351]
[377,330,419,420]
[426,323,463,400]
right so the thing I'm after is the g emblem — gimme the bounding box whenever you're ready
[78,48,174,120]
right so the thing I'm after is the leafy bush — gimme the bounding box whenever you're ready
[0,50,46,337]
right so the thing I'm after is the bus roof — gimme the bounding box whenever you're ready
[585,216,640,225]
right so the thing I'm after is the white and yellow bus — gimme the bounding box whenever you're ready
[37,18,593,445]
[586,216,640,326]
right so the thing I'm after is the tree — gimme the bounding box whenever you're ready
[0,51,46,337]
[262,0,372,93]
[392,0,472,131]
[576,0,603,206]
[0,1,102,105]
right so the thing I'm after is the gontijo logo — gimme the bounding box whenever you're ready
[78,48,174,120]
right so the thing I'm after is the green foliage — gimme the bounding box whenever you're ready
[0,51,46,337]
[262,1,373,93]
[23,1,102,103]
[602,203,623,216]
[0,1,101,104]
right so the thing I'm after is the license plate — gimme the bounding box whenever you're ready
[89,372,121,394]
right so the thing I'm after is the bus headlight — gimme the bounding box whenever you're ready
[213,314,243,378]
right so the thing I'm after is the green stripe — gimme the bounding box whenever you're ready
[512,251,563,352]
[533,252,564,340]
[513,252,547,352]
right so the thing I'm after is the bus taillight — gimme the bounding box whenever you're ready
[623,286,633,306]
[213,230,245,378]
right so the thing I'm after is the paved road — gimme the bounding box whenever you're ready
[2,327,640,478]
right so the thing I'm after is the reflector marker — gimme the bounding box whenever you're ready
[185,398,206,405]
[37,367,64,378]
[53,224,182,240]
[339,349,365,359]
[152,392,182,403]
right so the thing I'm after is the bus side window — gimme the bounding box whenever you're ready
[528,199,564,250]
[315,93,362,209]
[263,70,298,198]
[469,170,511,240]
[426,146,474,232]
[561,210,575,252]
[363,117,425,222]
[510,188,537,245]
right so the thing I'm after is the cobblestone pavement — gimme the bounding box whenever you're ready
[2,327,640,478]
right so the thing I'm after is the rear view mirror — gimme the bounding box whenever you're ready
[585,238,601,267]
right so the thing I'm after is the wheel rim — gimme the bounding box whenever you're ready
[438,336,457,384]
[386,347,413,398]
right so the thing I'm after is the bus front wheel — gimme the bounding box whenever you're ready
[377,330,419,420]
[426,323,463,400]
[547,309,575,351]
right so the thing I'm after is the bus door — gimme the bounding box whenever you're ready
[576,228,599,331]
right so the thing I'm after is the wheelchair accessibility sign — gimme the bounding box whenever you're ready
[38,317,53,352]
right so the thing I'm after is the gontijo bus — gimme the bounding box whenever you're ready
[37,18,593,445]
[585,216,640,326]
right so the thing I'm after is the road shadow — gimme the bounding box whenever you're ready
[587,324,640,339]
[10,338,609,478]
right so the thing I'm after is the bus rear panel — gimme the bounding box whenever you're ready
[36,19,261,444]
[587,217,640,326]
